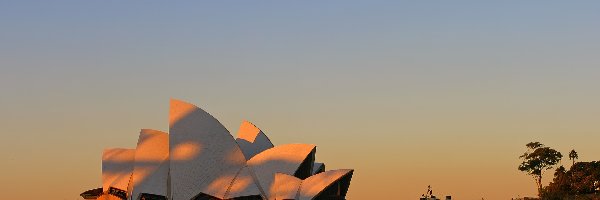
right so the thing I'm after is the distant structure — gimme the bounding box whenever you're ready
[81,99,354,200]
[420,185,451,200]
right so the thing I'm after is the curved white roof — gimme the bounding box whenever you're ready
[168,99,247,200]
[130,129,169,200]
[224,166,263,199]
[273,173,302,200]
[298,169,354,200]
[236,120,274,160]
[102,148,135,193]
[247,143,316,200]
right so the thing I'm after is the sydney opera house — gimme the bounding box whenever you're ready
[81,99,354,200]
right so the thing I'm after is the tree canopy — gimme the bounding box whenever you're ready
[569,149,579,166]
[543,161,600,199]
[518,142,563,196]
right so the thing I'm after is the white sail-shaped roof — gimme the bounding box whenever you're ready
[298,169,354,200]
[102,148,135,192]
[247,143,316,200]
[224,166,263,199]
[236,120,274,160]
[273,173,302,200]
[130,129,169,200]
[169,99,247,200]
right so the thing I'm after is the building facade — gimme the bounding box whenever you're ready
[81,99,353,200]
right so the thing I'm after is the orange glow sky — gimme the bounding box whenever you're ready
[1,1,600,199]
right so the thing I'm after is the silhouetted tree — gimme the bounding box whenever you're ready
[569,161,600,194]
[518,142,563,197]
[542,166,570,199]
[554,165,566,177]
[569,149,578,166]
[543,161,600,198]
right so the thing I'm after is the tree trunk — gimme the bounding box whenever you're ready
[536,175,543,197]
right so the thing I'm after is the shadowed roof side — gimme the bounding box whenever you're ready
[312,162,325,175]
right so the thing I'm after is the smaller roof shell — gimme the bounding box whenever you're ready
[247,143,316,200]
[130,129,169,200]
[102,148,135,193]
[236,121,274,160]
[312,163,325,175]
[298,169,354,200]
[273,173,302,200]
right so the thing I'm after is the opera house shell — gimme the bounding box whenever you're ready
[81,99,354,200]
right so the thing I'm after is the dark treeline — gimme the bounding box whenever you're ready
[518,142,600,200]
[543,161,600,199]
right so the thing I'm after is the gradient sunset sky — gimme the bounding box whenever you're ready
[1,1,600,199]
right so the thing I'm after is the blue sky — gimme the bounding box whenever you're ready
[1,1,599,199]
